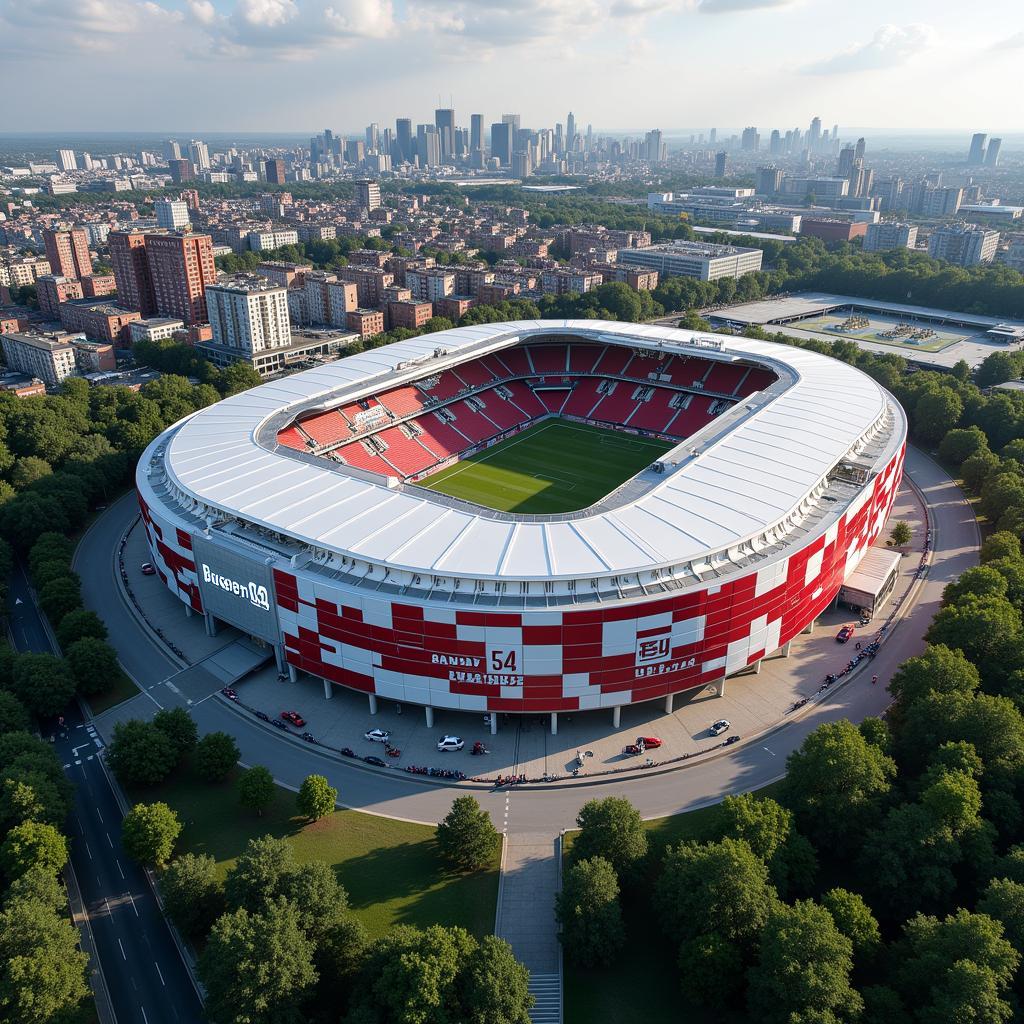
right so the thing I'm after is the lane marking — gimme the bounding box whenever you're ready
[127,891,139,917]
[116,860,125,879]
[762,747,776,757]
[154,962,165,986]
[118,938,127,960]
[96,808,103,824]
[85,842,92,860]
[141,1005,149,1024]
[106,832,114,849]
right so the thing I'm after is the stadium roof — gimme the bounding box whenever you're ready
[153,320,900,584]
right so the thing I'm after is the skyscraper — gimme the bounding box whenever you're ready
[145,233,217,325]
[395,119,413,163]
[434,108,455,162]
[741,127,760,152]
[264,159,286,185]
[43,228,92,280]
[155,198,190,230]
[188,139,210,171]
[566,111,576,150]
[715,151,727,177]
[837,146,856,177]
[365,123,379,153]
[168,159,193,183]
[808,116,821,151]
[490,122,512,166]
[854,137,866,161]
[470,114,483,154]
[163,139,181,162]
[56,149,77,172]
[986,138,1002,167]
[355,180,382,211]
[416,125,439,167]
[108,231,156,316]
[968,133,988,165]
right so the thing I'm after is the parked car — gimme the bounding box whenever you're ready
[140,562,156,576]
[300,732,316,743]
[271,719,288,730]
[836,624,855,644]
[364,728,391,743]
[436,735,464,752]
[364,755,386,767]
[220,687,238,701]
[281,711,306,728]
[637,736,663,748]
[724,735,741,746]
[255,711,270,722]
[709,719,731,737]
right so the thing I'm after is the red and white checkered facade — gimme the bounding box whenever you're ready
[139,443,903,712]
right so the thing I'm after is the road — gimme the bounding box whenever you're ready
[7,561,204,1024]
[76,446,976,833]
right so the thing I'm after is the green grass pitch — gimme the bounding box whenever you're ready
[418,420,673,513]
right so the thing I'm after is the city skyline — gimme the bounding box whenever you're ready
[1,0,1022,132]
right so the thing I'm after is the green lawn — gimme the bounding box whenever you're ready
[564,782,784,1024]
[129,761,499,940]
[419,420,672,513]
[86,666,140,715]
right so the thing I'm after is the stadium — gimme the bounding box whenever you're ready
[136,319,906,731]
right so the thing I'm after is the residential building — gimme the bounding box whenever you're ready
[541,269,602,295]
[155,199,190,230]
[56,149,77,172]
[616,240,763,281]
[355,180,382,211]
[255,261,313,288]
[247,229,300,251]
[863,222,918,252]
[406,268,455,303]
[168,159,193,183]
[968,133,988,165]
[264,159,286,185]
[71,338,116,372]
[145,233,217,324]
[58,301,141,343]
[387,300,433,331]
[81,274,116,298]
[799,219,867,243]
[206,275,291,361]
[336,266,393,307]
[109,231,156,317]
[346,309,385,338]
[434,296,475,321]
[927,224,999,266]
[588,264,659,290]
[986,139,1002,168]
[36,275,84,319]
[129,318,185,343]
[43,227,93,280]
[917,186,963,218]
[1,332,77,384]
[714,152,727,177]
[188,140,210,171]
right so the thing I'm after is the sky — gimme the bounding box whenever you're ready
[1,0,1022,134]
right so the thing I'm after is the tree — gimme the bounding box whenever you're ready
[747,900,862,1024]
[436,796,499,872]
[37,578,81,624]
[457,935,533,1024]
[313,913,368,1015]
[914,389,962,446]
[106,719,178,785]
[0,773,66,830]
[65,637,119,696]
[194,731,239,782]
[979,878,1024,952]
[0,895,90,1024]
[199,900,317,1024]
[152,706,198,760]
[821,887,882,960]
[11,456,53,490]
[238,765,275,816]
[0,820,68,879]
[656,838,776,945]
[10,653,76,717]
[943,565,1009,605]
[0,690,30,736]
[55,608,107,649]
[938,426,989,466]
[280,861,350,940]
[224,835,292,915]
[889,520,912,547]
[121,801,182,867]
[28,532,74,575]
[889,644,980,708]
[963,450,1001,493]
[555,856,624,967]
[297,774,337,822]
[570,797,648,881]
[160,853,225,938]
[926,594,1023,685]
[2,863,67,912]
[977,351,1024,389]
[981,532,1022,564]
[780,720,895,850]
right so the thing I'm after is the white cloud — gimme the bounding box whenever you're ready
[991,30,1024,49]
[802,23,935,74]
[187,0,216,22]
[697,0,794,11]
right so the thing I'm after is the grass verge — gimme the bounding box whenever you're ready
[85,665,140,715]
[127,759,499,940]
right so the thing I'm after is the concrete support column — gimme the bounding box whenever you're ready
[489,714,497,736]
[204,612,217,637]
[664,693,675,714]
[781,640,792,658]
[368,693,378,715]
[425,706,434,728]
[751,659,762,675]
[550,712,558,736]
[612,706,621,729]
[802,618,816,636]
[184,605,192,618]
[274,645,284,673]
[321,678,331,700]
[287,663,297,683]
[708,677,727,698]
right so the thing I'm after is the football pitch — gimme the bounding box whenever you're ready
[418,420,673,513]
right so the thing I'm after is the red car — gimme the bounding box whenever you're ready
[141,562,156,576]
[281,711,306,728]
[636,736,663,749]
[836,625,855,644]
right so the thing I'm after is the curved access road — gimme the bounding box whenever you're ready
[77,447,977,831]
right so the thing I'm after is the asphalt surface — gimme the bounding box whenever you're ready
[77,446,977,833]
[7,560,204,1024]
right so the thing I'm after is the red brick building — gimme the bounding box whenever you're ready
[346,309,385,338]
[81,274,117,298]
[37,275,84,319]
[145,233,217,325]
[799,219,868,243]
[43,228,93,280]
[58,301,141,343]
[109,231,156,316]
[264,159,286,185]
[387,300,433,331]
[434,296,475,321]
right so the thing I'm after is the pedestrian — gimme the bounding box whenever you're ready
[871,674,878,685]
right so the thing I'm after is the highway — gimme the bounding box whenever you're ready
[75,446,977,833]
[7,560,204,1024]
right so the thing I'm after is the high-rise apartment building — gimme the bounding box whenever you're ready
[168,159,193,183]
[108,231,157,317]
[490,122,512,166]
[188,139,211,170]
[395,119,413,163]
[928,224,999,266]
[43,228,93,280]
[355,180,382,211]
[566,112,576,150]
[741,127,760,152]
[714,151,727,177]
[863,222,918,252]
[416,125,440,167]
[434,108,455,162]
[264,159,286,185]
[968,133,988,166]
[470,114,483,154]
[155,199,190,230]
[206,274,291,356]
[986,139,1002,167]
[145,233,217,324]
[755,166,783,195]
[36,275,84,319]
[163,139,182,161]
[56,149,77,172]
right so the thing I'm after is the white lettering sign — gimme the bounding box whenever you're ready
[201,564,271,611]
